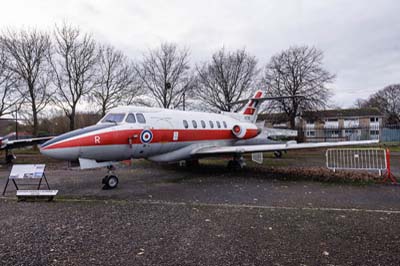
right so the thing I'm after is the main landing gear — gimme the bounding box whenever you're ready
[274,150,283,158]
[102,165,119,190]
[227,154,246,170]
[273,150,287,158]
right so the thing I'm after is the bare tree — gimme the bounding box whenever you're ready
[360,84,400,124]
[1,29,52,136]
[136,42,194,109]
[353,98,367,109]
[0,45,19,117]
[50,23,98,130]
[263,46,335,129]
[92,45,142,116]
[195,48,259,112]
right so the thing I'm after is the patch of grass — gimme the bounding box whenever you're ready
[381,143,400,152]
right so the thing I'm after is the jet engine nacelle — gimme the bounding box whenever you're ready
[231,124,248,139]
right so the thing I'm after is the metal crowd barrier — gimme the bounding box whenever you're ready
[326,148,387,175]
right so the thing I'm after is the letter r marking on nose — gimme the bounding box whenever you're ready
[95,136,101,144]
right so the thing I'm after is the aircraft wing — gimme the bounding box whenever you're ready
[1,136,54,150]
[192,140,379,156]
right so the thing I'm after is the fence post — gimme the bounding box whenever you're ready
[382,148,398,184]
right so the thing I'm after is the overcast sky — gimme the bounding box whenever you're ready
[1,0,399,107]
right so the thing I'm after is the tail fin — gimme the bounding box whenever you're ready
[238,90,264,122]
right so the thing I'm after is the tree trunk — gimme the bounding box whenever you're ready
[289,113,296,130]
[32,113,38,136]
[31,102,39,150]
[101,104,106,117]
[69,109,76,131]
[31,98,38,137]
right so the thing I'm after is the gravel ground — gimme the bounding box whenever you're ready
[0,199,399,266]
[0,150,399,265]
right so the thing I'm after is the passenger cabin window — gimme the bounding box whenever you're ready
[125,113,136,123]
[192,120,198,128]
[136,113,146,124]
[216,121,221,128]
[183,120,189,128]
[223,121,227,128]
[209,121,214,128]
[101,113,125,123]
[201,120,206,128]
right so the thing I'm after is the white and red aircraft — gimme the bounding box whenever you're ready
[40,90,378,189]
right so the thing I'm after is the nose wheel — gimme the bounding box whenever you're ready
[102,165,119,189]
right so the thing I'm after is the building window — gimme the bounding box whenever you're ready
[344,129,354,136]
[192,120,197,128]
[201,120,206,128]
[209,121,214,128]
[344,118,359,128]
[273,122,288,128]
[183,120,189,128]
[136,113,146,124]
[216,121,221,128]
[370,130,380,140]
[370,117,379,123]
[306,130,316,137]
[326,130,339,137]
[324,118,339,129]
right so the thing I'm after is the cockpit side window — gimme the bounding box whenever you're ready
[136,113,146,124]
[126,113,136,123]
[101,113,126,123]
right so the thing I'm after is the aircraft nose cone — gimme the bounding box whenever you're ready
[40,133,81,161]
[40,124,114,161]
[39,145,55,158]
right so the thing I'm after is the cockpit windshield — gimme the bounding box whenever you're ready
[101,113,126,123]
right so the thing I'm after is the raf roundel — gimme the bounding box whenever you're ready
[140,130,153,144]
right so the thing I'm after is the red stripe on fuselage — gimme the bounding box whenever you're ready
[43,129,259,150]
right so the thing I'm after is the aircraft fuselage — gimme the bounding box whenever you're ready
[40,106,260,163]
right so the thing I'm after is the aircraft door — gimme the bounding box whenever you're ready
[112,127,131,161]
[152,118,174,155]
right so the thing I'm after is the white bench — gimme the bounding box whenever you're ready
[16,190,58,201]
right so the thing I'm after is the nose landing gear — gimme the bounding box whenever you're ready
[102,165,119,190]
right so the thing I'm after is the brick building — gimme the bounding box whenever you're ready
[258,108,384,142]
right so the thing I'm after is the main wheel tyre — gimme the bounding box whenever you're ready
[185,159,199,168]
[102,175,119,190]
[227,160,242,170]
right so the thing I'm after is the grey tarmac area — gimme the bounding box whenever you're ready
[0,154,400,265]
